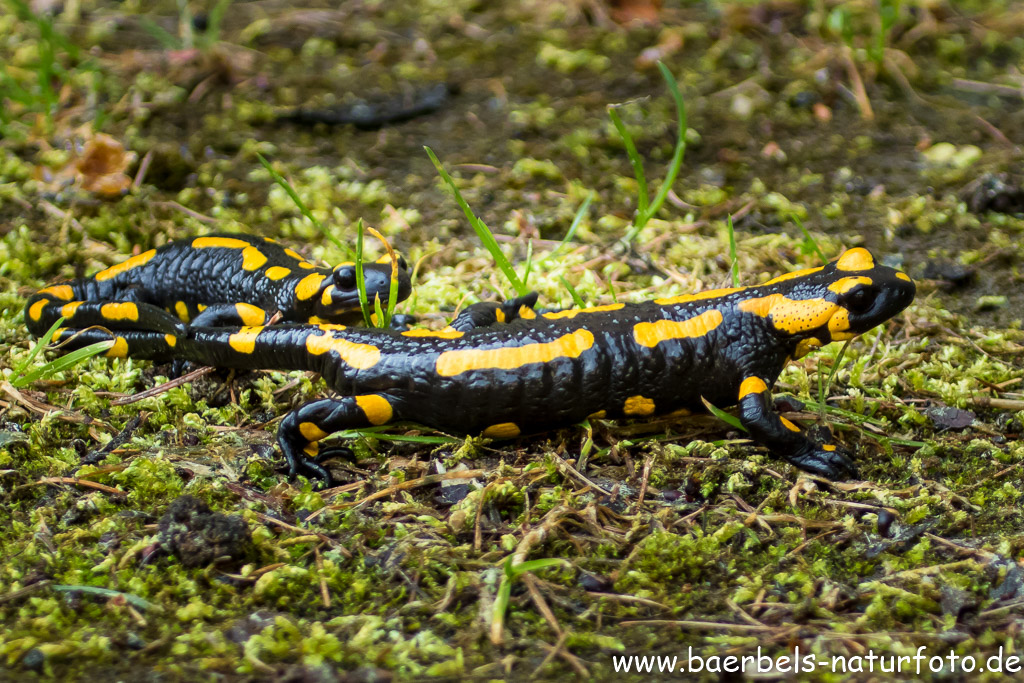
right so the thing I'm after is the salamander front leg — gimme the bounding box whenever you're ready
[276,394,397,487]
[736,376,858,479]
[450,292,541,331]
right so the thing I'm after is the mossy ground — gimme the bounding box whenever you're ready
[2,0,1024,679]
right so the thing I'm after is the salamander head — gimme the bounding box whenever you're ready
[743,247,915,357]
[314,254,412,318]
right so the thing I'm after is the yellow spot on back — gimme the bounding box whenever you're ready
[300,422,329,441]
[192,236,250,250]
[623,395,655,416]
[61,301,82,318]
[299,262,316,269]
[762,266,824,286]
[588,410,607,419]
[827,276,872,295]
[655,288,744,305]
[633,309,724,348]
[896,272,912,282]
[794,337,822,359]
[241,247,268,271]
[542,303,625,320]
[355,395,393,425]
[40,285,74,300]
[284,248,305,261]
[827,309,856,340]
[94,249,157,282]
[165,334,177,347]
[822,444,836,452]
[100,302,139,322]
[305,330,381,369]
[197,304,207,312]
[265,266,291,280]
[28,298,48,321]
[738,377,768,400]
[321,285,335,306]
[435,329,594,377]
[518,306,537,320]
[106,337,129,358]
[738,294,837,335]
[235,303,266,326]
[295,273,326,301]
[483,422,521,438]
[495,309,506,323]
[402,328,464,339]
[836,247,874,272]
[174,301,190,322]
[229,327,262,354]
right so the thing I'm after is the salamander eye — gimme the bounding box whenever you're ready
[333,265,357,290]
[845,286,877,314]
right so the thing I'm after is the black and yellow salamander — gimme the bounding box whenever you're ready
[24,233,413,339]
[46,247,915,486]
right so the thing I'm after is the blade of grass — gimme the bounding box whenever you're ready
[353,219,373,326]
[13,340,114,388]
[623,62,688,245]
[607,104,648,217]
[366,227,400,328]
[521,239,534,289]
[13,317,64,379]
[643,61,688,225]
[544,193,592,263]
[726,214,739,287]
[558,276,585,308]
[791,213,827,263]
[818,339,852,416]
[256,153,355,259]
[701,396,745,431]
[424,146,527,296]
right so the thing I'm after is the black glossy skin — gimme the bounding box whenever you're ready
[24,233,412,338]
[50,248,915,487]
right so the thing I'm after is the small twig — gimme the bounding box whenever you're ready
[314,547,331,609]
[133,149,154,188]
[522,572,562,637]
[0,580,51,605]
[111,366,215,405]
[619,619,780,632]
[335,470,487,509]
[152,201,220,225]
[252,512,350,558]
[21,477,126,497]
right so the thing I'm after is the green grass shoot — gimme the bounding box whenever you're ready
[701,396,745,432]
[353,219,374,327]
[791,212,827,263]
[256,153,355,259]
[424,146,528,296]
[544,194,592,264]
[365,226,401,329]
[11,318,113,389]
[492,556,569,644]
[558,276,586,308]
[617,62,688,245]
[726,214,740,287]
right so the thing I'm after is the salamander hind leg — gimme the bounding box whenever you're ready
[276,394,398,487]
[736,376,858,479]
